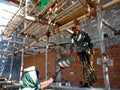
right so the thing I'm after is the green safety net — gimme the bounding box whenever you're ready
[40,0,51,11]
[40,0,58,17]
[52,13,58,17]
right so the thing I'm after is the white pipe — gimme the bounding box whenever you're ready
[45,35,49,80]
[97,6,110,90]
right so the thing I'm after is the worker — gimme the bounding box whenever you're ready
[70,26,97,87]
[20,66,61,90]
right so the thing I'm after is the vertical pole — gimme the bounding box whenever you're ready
[8,54,14,80]
[45,35,49,80]
[96,6,110,90]
[45,30,50,80]
[9,32,16,80]
[19,42,25,82]
[19,0,27,85]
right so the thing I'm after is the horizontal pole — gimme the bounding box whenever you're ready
[102,0,120,10]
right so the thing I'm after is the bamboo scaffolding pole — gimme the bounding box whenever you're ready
[13,2,36,33]
[18,2,40,33]
[4,7,25,36]
[18,17,56,37]
[3,8,21,35]
[7,13,90,56]
[5,20,24,37]
[78,0,86,5]
[102,0,120,10]
[28,2,40,14]
[24,24,38,34]
[8,31,18,81]
[19,0,28,87]
[7,20,24,37]
[4,7,24,37]
[10,35,45,56]
[57,0,67,7]
[34,24,54,36]
[4,21,18,25]
[29,25,44,35]
[24,15,58,27]
[9,41,27,45]
[31,27,43,35]
[19,33,38,40]
[56,1,80,20]
[9,40,43,48]
[20,22,32,33]
[102,19,119,34]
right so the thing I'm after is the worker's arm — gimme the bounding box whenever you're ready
[40,77,54,89]
[40,69,61,89]
[69,34,75,53]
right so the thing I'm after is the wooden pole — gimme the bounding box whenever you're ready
[102,0,120,10]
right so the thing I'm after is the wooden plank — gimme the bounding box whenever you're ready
[56,1,80,20]
[56,5,88,25]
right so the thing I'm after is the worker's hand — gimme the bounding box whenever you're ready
[56,68,62,72]
[51,68,62,80]
[59,67,65,70]
[90,49,95,55]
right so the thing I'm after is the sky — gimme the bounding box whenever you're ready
[0,0,18,34]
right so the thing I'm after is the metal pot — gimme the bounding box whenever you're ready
[56,55,75,68]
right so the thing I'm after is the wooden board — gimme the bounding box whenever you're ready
[56,6,88,26]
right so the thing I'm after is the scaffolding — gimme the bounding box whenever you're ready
[1,0,120,89]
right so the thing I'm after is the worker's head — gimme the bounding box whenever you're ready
[72,26,79,33]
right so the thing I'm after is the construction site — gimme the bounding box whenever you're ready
[0,0,120,90]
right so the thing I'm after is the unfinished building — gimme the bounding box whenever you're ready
[0,0,120,90]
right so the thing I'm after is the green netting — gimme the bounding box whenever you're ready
[40,0,51,11]
[52,13,58,17]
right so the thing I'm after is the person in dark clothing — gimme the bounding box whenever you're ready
[70,26,97,87]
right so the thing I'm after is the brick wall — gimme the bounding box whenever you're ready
[23,44,120,89]
[23,51,56,80]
